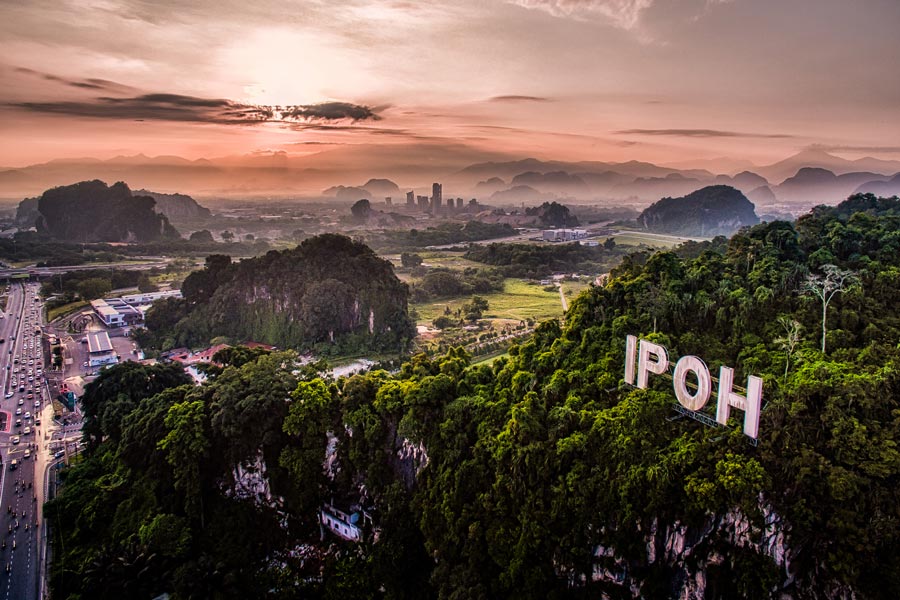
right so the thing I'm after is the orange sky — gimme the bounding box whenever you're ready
[1,0,899,171]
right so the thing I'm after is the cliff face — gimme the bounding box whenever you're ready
[174,234,416,351]
[34,180,180,242]
[134,189,212,220]
[638,185,759,237]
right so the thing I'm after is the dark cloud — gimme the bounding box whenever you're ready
[9,92,381,125]
[489,95,551,102]
[616,128,794,139]
[280,102,380,121]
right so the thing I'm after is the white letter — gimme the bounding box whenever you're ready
[637,339,668,388]
[673,355,712,411]
[716,367,763,439]
[625,335,637,385]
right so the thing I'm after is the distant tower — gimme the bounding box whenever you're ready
[385,196,392,207]
[406,191,415,206]
[456,197,463,209]
[417,195,429,211]
[431,183,442,214]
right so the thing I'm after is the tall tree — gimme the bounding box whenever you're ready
[802,264,857,353]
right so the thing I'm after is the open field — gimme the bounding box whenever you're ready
[413,278,565,325]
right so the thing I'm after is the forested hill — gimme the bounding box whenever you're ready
[35,179,181,242]
[637,184,760,236]
[133,188,212,220]
[49,194,900,599]
[138,233,416,353]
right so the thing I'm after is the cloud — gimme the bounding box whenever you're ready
[9,92,381,125]
[616,128,794,139]
[488,95,551,102]
[14,66,136,93]
[807,143,900,155]
[508,0,654,29]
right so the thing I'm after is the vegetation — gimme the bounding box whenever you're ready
[36,180,181,242]
[636,184,760,236]
[49,194,900,598]
[135,234,416,354]
[368,221,516,250]
[464,241,628,278]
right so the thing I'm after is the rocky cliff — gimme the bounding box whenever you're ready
[637,185,759,237]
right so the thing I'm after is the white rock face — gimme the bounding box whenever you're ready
[223,450,282,510]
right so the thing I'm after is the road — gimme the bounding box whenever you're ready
[0,258,170,281]
[0,282,51,600]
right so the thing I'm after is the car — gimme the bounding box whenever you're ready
[4,393,11,399]
[34,419,41,426]
[15,419,21,428]
[54,450,64,459]
[11,436,18,445]
[23,450,30,459]
[17,399,23,406]
[9,460,16,470]
[24,412,30,419]
[23,427,31,435]
[15,408,21,415]
[34,400,40,408]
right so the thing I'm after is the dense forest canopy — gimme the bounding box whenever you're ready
[49,194,900,599]
[136,233,416,354]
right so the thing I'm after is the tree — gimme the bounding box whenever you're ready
[351,198,372,222]
[221,230,234,242]
[244,233,255,241]
[774,316,803,381]
[433,315,456,330]
[401,252,423,268]
[76,277,112,300]
[137,273,159,293]
[158,399,210,525]
[189,229,214,243]
[462,295,489,321]
[802,264,857,353]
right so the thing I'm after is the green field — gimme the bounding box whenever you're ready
[48,300,89,322]
[413,278,566,325]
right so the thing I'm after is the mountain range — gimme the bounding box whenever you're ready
[1,148,898,211]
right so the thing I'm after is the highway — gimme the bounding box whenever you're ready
[0,282,50,600]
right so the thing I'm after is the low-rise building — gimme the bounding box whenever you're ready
[320,504,363,542]
[86,330,118,367]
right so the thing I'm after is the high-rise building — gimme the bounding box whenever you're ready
[406,191,415,206]
[417,195,429,211]
[431,183,442,214]
[385,197,392,206]
[456,197,463,209]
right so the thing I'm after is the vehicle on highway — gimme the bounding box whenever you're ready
[15,408,21,415]
[4,393,10,399]
[11,436,19,445]
[23,427,31,435]
[8,460,16,471]
[24,412,30,419]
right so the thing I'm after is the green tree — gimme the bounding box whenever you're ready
[76,276,112,300]
[189,229,214,243]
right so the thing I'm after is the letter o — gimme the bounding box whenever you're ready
[673,355,711,411]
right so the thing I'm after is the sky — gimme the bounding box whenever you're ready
[1,0,899,170]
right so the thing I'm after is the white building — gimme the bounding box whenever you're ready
[86,330,118,367]
[119,289,182,305]
[542,229,589,242]
[320,505,362,542]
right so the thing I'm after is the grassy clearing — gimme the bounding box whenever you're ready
[472,350,510,366]
[413,278,564,325]
[48,300,89,323]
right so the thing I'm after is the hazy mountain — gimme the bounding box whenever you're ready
[134,189,212,220]
[509,171,590,197]
[637,185,759,237]
[854,173,900,196]
[323,185,373,201]
[474,177,507,195]
[610,173,708,202]
[775,168,891,204]
[746,185,777,206]
[489,185,553,205]
[760,149,900,183]
[714,171,769,193]
[361,178,401,198]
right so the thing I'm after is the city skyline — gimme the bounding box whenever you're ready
[1,0,899,172]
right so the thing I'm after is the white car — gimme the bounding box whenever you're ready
[11,436,19,445]
[4,393,11,399]
[24,412,30,419]
[23,449,30,459]
[23,427,30,435]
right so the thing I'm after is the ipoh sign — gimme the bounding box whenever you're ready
[624,335,763,439]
